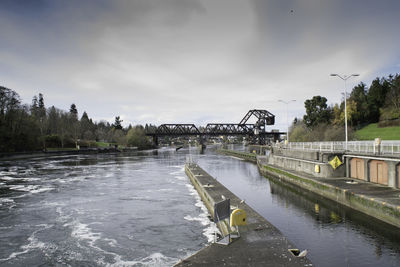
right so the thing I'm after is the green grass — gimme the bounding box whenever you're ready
[46,147,78,151]
[96,142,114,148]
[355,123,400,140]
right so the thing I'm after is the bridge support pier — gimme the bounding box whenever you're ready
[152,136,158,147]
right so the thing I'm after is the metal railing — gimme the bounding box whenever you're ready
[274,141,400,156]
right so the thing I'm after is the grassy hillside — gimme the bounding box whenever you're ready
[355,123,400,140]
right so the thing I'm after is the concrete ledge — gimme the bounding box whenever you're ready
[218,149,257,163]
[258,162,400,228]
[175,163,312,266]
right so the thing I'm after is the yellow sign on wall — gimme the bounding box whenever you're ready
[329,156,342,170]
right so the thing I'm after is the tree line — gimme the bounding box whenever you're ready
[291,73,400,141]
[0,86,156,152]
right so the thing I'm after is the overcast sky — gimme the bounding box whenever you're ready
[1,0,400,130]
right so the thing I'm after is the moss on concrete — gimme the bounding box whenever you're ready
[218,149,257,162]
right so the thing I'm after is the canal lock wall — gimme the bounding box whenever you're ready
[177,163,312,266]
[218,148,400,229]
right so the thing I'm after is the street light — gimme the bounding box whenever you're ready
[278,99,296,143]
[330,73,360,150]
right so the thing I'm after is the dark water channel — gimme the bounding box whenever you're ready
[0,147,400,266]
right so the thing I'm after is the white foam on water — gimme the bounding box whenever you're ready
[169,165,184,169]
[9,185,39,192]
[0,176,16,181]
[65,219,122,265]
[0,198,16,209]
[57,175,87,183]
[174,176,187,181]
[104,172,114,178]
[169,170,182,176]
[0,170,18,176]
[111,252,178,267]
[203,222,221,243]
[184,183,218,243]
[1,198,15,204]
[0,224,55,262]
[183,215,209,226]
[0,176,40,182]
[155,188,173,192]
[66,220,101,248]
[30,187,54,194]
[8,185,54,194]
[185,184,197,196]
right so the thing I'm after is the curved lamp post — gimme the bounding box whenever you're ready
[330,74,359,150]
[278,99,296,143]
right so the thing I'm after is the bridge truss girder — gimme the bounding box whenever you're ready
[146,109,283,146]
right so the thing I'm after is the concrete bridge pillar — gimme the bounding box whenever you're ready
[152,136,158,146]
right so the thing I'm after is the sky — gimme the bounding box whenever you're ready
[1,0,400,131]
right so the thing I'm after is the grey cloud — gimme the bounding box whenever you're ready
[0,0,399,129]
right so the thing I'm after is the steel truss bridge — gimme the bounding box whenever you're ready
[145,109,285,146]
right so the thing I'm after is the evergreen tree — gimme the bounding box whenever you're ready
[69,103,78,120]
[112,116,123,130]
[367,77,390,122]
[349,82,368,126]
[303,96,332,128]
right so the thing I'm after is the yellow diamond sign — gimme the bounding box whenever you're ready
[329,156,342,170]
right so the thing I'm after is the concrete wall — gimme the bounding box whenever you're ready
[258,163,400,228]
[272,147,344,163]
[266,153,345,178]
[273,148,319,161]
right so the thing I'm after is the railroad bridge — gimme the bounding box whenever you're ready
[145,109,285,146]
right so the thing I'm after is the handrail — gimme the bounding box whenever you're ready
[273,141,400,155]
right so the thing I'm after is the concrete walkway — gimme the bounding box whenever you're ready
[175,163,312,267]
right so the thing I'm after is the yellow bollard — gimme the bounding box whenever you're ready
[314,165,320,173]
[230,209,247,227]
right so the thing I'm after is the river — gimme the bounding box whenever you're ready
[0,146,399,266]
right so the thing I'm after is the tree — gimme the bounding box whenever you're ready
[69,103,78,120]
[349,82,368,126]
[367,77,389,122]
[80,111,95,140]
[112,116,123,130]
[0,86,41,152]
[289,120,309,142]
[69,103,79,147]
[36,93,47,150]
[303,96,332,128]
[126,126,152,150]
[386,74,400,110]
[379,74,400,125]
